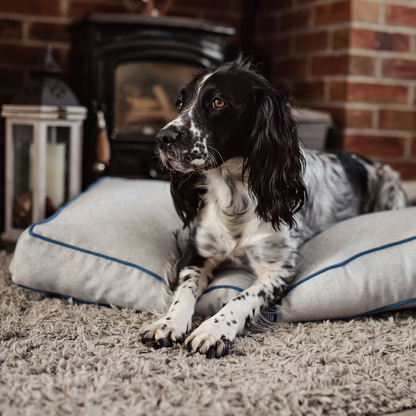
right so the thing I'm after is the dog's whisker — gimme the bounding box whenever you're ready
[204,152,218,170]
[206,145,224,167]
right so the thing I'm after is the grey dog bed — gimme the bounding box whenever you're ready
[10,177,416,322]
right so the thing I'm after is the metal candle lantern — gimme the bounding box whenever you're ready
[1,45,87,242]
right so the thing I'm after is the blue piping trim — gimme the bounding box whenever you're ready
[28,177,166,285]
[282,233,416,321]
[203,285,244,294]
[14,283,114,308]
[340,297,416,320]
[285,234,416,295]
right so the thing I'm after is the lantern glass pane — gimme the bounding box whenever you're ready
[12,124,34,229]
[46,126,70,216]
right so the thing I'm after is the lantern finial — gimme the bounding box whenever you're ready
[31,43,63,77]
[11,44,80,106]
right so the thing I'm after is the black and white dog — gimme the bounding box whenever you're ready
[140,55,407,358]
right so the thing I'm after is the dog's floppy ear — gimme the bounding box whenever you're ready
[243,87,307,230]
[170,171,205,228]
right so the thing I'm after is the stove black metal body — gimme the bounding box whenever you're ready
[69,13,234,187]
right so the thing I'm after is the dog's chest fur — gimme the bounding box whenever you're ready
[194,159,288,264]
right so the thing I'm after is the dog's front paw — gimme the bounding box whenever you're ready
[140,316,192,349]
[185,318,235,358]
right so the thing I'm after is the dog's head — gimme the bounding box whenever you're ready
[156,55,307,229]
[156,58,258,173]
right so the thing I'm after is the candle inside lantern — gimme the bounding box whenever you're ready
[46,126,67,210]
[28,126,69,215]
[46,142,66,208]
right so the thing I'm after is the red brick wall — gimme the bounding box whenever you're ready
[0,0,242,106]
[1,0,415,180]
[255,0,416,180]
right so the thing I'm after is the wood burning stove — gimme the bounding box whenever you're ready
[69,14,235,187]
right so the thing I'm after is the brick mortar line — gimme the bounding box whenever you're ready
[255,22,352,39]
[409,85,416,106]
[303,54,311,78]
[297,101,416,111]
[323,80,330,101]
[256,0,382,15]
[372,108,379,130]
[383,0,416,7]
[316,101,416,110]
[404,136,412,157]
[328,28,335,51]
[379,1,386,26]
[0,39,71,49]
[0,13,73,25]
[276,51,349,59]
[351,21,416,35]
[22,21,29,41]
[272,48,416,60]
[346,49,416,59]
[260,20,416,35]
[274,73,416,88]
[294,74,416,87]
[288,36,295,55]
[375,56,383,78]
[344,128,415,137]
[410,34,416,54]
[255,22,416,42]
[344,75,416,86]
[61,0,69,18]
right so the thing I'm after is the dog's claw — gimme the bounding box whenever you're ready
[141,330,180,349]
[185,333,234,358]
[140,318,190,349]
[206,338,234,359]
[141,331,171,349]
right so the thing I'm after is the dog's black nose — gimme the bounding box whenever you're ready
[156,130,180,146]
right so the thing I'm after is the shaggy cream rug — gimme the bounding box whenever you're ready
[1,250,415,416]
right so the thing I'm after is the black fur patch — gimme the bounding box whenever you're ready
[327,150,369,196]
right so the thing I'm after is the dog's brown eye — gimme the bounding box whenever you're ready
[213,99,226,109]
[177,101,183,111]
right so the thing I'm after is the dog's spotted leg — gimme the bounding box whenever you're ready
[140,261,216,349]
[184,271,292,358]
[185,246,298,358]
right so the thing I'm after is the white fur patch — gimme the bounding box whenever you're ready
[191,158,206,166]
